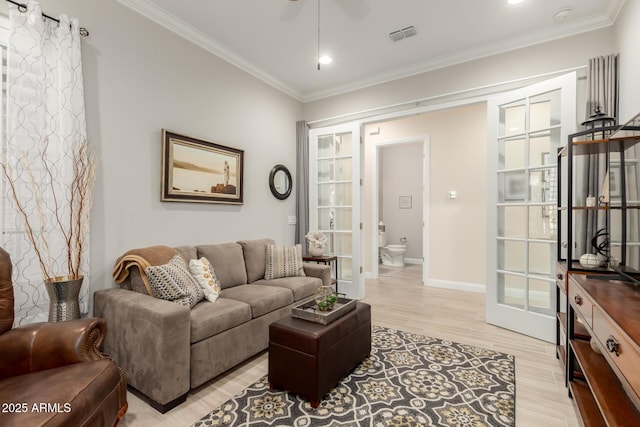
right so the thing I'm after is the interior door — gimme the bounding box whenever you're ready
[486,73,576,342]
[309,122,363,299]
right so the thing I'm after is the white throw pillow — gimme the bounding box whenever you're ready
[189,257,221,303]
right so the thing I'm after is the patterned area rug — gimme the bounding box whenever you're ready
[192,325,515,427]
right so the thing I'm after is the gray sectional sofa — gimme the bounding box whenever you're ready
[94,238,330,413]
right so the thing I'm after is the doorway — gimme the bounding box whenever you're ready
[369,136,429,284]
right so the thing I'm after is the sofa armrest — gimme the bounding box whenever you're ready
[94,288,191,406]
[303,262,331,287]
[0,317,107,380]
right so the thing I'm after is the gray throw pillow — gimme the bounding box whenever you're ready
[146,255,204,308]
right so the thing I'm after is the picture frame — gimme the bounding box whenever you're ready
[609,165,621,199]
[504,172,526,201]
[161,129,244,204]
[399,195,412,209]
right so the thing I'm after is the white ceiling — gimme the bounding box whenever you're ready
[118,0,624,102]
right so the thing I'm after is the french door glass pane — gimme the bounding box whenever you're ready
[318,135,333,157]
[335,158,352,181]
[498,206,527,238]
[317,183,333,206]
[333,232,352,255]
[529,129,560,167]
[335,133,352,156]
[334,183,352,206]
[499,171,526,202]
[530,90,561,130]
[499,100,526,137]
[339,257,353,281]
[528,279,554,315]
[529,206,556,239]
[529,242,554,275]
[318,159,333,182]
[499,137,526,170]
[498,240,525,272]
[498,273,525,309]
[334,208,352,230]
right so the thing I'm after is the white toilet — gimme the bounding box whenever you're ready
[378,231,408,267]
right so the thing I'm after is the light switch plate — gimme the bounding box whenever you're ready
[288,215,297,225]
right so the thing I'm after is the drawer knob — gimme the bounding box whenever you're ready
[557,273,564,280]
[574,295,583,306]
[606,336,620,357]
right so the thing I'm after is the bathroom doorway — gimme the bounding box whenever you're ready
[370,136,429,284]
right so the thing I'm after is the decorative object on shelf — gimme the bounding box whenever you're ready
[581,106,616,138]
[591,228,609,265]
[314,284,338,311]
[599,168,610,206]
[305,230,327,257]
[586,195,596,207]
[579,253,600,269]
[589,338,602,354]
[1,139,96,322]
[161,129,244,205]
[44,276,84,322]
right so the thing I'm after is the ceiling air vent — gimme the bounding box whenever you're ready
[389,26,417,42]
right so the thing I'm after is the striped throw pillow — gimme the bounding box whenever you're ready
[264,244,306,280]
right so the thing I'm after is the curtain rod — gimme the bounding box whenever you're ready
[6,0,89,36]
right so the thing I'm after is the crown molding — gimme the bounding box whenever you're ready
[302,12,617,102]
[117,0,621,104]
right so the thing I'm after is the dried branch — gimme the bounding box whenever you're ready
[1,139,97,281]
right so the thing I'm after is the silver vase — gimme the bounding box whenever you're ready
[44,276,83,322]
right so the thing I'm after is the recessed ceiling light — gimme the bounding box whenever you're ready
[319,55,332,65]
[507,0,524,4]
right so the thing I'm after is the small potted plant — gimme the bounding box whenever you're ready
[305,230,327,257]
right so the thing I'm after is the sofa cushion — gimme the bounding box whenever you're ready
[253,276,320,302]
[264,244,306,280]
[221,284,293,318]
[145,255,204,308]
[238,238,275,283]
[196,243,248,289]
[175,245,198,262]
[189,257,221,303]
[190,298,252,343]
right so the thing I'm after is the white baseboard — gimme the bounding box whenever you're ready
[405,257,423,265]
[426,279,486,293]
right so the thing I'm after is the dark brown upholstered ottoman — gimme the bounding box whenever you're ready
[268,301,371,408]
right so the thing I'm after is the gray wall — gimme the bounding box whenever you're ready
[17,0,304,305]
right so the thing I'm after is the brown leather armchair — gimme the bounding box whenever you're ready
[0,247,128,426]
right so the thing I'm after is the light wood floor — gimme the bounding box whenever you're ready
[120,264,580,427]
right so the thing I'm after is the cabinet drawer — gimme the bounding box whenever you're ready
[568,278,593,327]
[593,306,640,399]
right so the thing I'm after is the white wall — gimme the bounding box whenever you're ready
[21,0,303,308]
[380,142,423,260]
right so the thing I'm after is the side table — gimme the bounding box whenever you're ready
[303,255,338,293]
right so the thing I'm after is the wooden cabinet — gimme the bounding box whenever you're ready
[561,274,640,425]
[556,112,640,424]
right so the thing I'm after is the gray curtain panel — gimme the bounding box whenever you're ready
[295,120,309,252]
[575,54,619,261]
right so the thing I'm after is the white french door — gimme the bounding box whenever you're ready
[309,122,363,299]
[487,73,576,342]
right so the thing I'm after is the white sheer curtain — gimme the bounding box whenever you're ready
[1,1,88,325]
